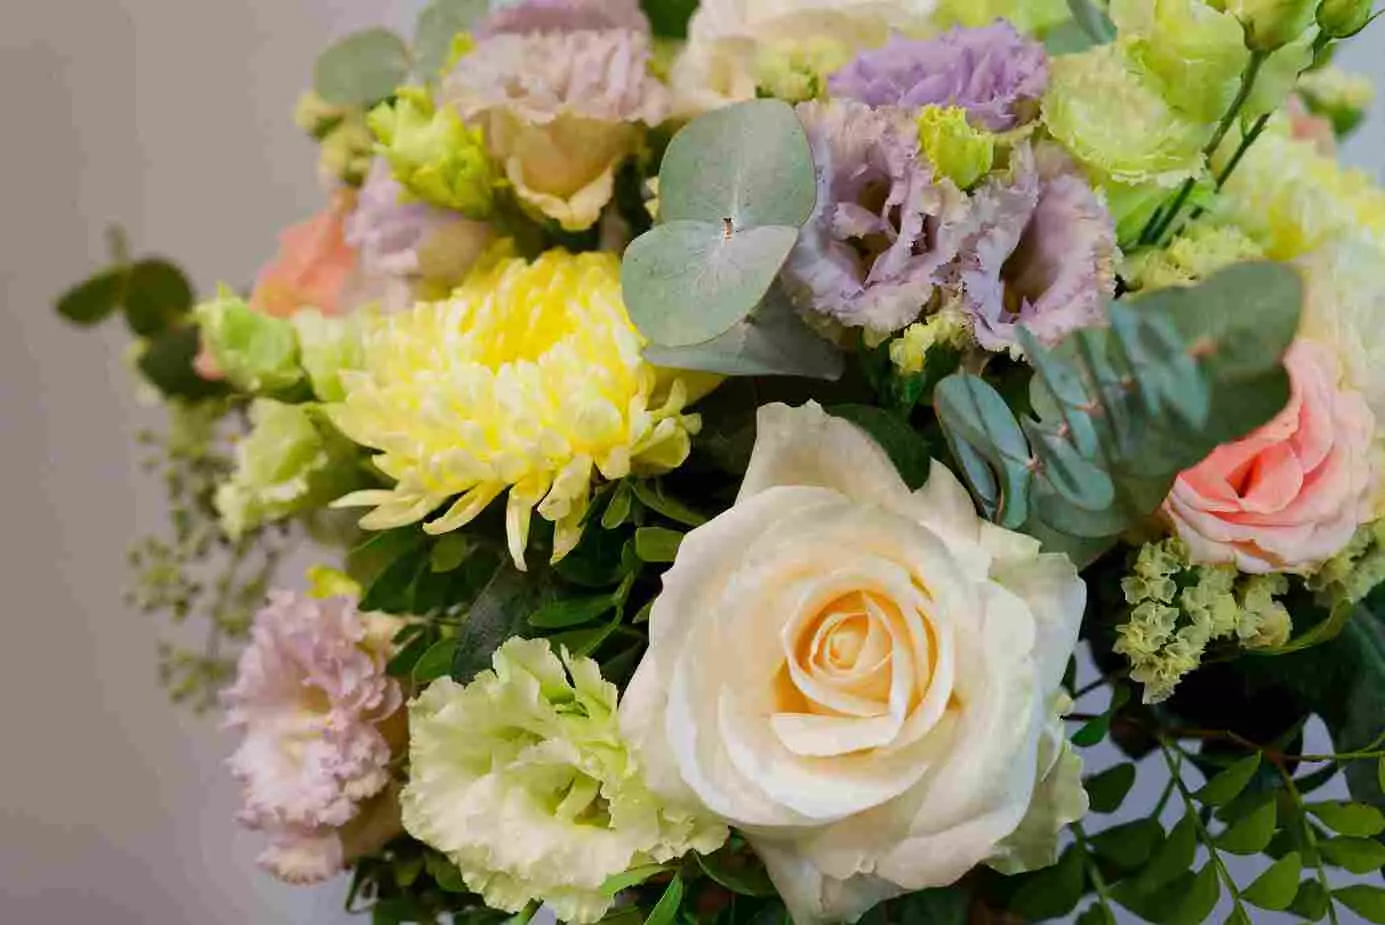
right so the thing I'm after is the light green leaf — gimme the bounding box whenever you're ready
[658,98,815,228]
[1334,884,1385,923]
[622,221,798,347]
[315,29,411,106]
[1216,797,1277,854]
[414,0,486,79]
[1168,864,1221,925]
[1088,818,1162,871]
[1320,836,1385,873]
[528,594,617,630]
[642,284,843,380]
[429,534,473,573]
[644,874,684,925]
[694,848,777,897]
[1290,879,1331,921]
[1066,0,1116,43]
[602,482,634,530]
[1086,762,1137,813]
[600,864,672,897]
[634,527,683,564]
[1243,852,1302,911]
[1378,754,1385,794]
[1075,903,1116,925]
[1308,801,1385,837]
[1195,753,1262,806]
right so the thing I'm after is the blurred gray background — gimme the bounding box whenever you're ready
[0,2,1382,922]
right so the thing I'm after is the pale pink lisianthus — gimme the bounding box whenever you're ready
[1165,340,1377,574]
[249,191,359,319]
[223,591,405,883]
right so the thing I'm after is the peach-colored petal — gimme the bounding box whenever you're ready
[1164,339,1378,574]
[250,192,359,319]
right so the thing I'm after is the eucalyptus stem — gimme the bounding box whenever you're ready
[1141,49,1270,247]
[1278,764,1341,925]
[1158,738,1249,918]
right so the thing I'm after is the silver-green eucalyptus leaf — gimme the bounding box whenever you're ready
[315,29,412,106]
[414,0,487,80]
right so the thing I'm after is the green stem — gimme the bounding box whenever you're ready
[1214,113,1271,190]
[1152,769,1179,819]
[1142,50,1270,246]
[1073,821,1118,920]
[1278,764,1341,925]
[1158,739,1249,917]
[1074,668,1128,701]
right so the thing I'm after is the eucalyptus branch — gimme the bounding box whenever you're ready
[1158,738,1249,918]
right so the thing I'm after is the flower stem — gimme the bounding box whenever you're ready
[1073,821,1118,920]
[1158,738,1249,918]
[1278,764,1341,925]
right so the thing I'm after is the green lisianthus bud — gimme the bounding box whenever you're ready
[917,105,997,190]
[1317,0,1374,36]
[294,91,352,140]
[367,86,497,217]
[194,288,303,394]
[1219,0,1320,50]
[753,36,853,102]
[215,399,366,539]
[319,116,375,187]
[290,309,364,403]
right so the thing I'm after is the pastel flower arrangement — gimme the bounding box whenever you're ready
[52,0,1385,923]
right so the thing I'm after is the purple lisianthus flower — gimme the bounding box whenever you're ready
[477,0,649,37]
[782,100,970,334]
[951,143,1117,352]
[829,21,1048,132]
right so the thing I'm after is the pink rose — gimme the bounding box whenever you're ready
[249,190,359,319]
[1165,340,1377,573]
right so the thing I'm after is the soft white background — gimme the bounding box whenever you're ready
[0,2,1381,922]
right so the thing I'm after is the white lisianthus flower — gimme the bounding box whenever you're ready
[402,638,727,924]
[671,0,935,114]
[618,402,1088,924]
[1301,231,1385,430]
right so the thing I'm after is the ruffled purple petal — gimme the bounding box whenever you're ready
[829,21,1048,132]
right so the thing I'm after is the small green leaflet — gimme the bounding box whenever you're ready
[634,527,683,564]
[1085,761,1137,813]
[1195,752,1261,805]
[1308,801,1385,837]
[644,874,684,925]
[1242,852,1301,911]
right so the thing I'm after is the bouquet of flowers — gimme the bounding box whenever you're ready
[54,0,1385,922]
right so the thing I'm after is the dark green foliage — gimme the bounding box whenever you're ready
[826,405,935,490]
[1086,761,1137,813]
[642,0,699,38]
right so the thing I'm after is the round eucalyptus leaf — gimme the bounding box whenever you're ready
[934,373,1032,528]
[123,258,194,337]
[658,99,816,228]
[315,29,411,106]
[414,0,487,79]
[622,219,798,347]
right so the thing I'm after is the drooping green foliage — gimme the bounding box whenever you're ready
[935,262,1301,562]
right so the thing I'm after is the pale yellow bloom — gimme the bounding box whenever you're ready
[329,248,701,568]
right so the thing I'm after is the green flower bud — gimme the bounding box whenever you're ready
[294,91,352,140]
[917,105,997,190]
[753,36,853,102]
[290,309,364,403]
[1219,0,1320,50]
[194,288,303,394]
[1317,0,1374,36]
[367,86,497,217]
[319,116,375,187]
[215,399,365,539]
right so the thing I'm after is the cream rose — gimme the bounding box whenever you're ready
[618,402,1088,924]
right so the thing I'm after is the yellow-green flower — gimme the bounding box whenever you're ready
[329,248,702,568]
[291,309,364,403]
[1110,0,1249,122]
[754,36,855,102]
[1042,44,1208,190]
[932,0,1071,35]
[1218,0,1319,50]
[917,105,997,190]
[889,308,968,375]
[401,639,727,924]
[194,288,303,394]
[368,86,497,217]
[1123,223,1264,290]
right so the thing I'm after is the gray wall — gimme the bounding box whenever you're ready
[0,3,1381,922]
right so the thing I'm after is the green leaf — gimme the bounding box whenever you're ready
[122,258,194,336]
[1072,714,1111,747]
[1216,796,1277,854]
[695,848,777,897]
[412,637,459,685]
[643,283,843,380]
[602,482,634,530]
[137,325,227,400]
[622,221,799,347]
[528,593,616,630]
[1379,754,1385,794]
[1044,20,1101,54]
[429,533,473,573]
[934,372,1032,528]
[634,527,683,564]
[1088,818,1162,871]
[56,267,125,325]
[644,874,684,925]
[1320,836,1385,873]
[451,564,546,683]
[315,29,411,106]
[1307,801,1385,837]
[550,622,618,657]
[424,851,468,892]
[1243,851,1302,910]
[414,0,486,79]
[1334,884,1385,923]
[641,0,698,38]
[1086,762,1137,813]
[630,480,706,527]
[1290,879,1331,921]
[1075,903,1116,925]
[1224,906,1251,925]
[1066,0,1117,43]
[825,404,935,490]
[1169,864,1221,925]
[388,628,436,678]
[1195,753,1262,806]
[1136,811,1198,893]
[600,864,671,897]
[1009,846,1085,920]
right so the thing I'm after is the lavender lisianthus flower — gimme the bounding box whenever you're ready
[951,143,1118,352]
[477,0,649,37]
[829,21,1048,131]
[345,160,495,311]
[782,100,970,334]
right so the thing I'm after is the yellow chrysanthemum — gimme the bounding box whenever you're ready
[329,248,701,568]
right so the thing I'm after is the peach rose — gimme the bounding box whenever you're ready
[249,191,358,319]
[1165,339,1377,573]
